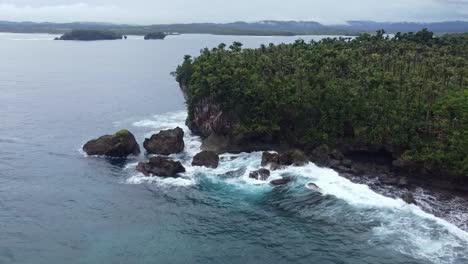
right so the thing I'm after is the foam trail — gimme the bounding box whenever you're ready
[128,110,468,263]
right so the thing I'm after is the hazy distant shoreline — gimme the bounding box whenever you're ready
[1,20,467,36]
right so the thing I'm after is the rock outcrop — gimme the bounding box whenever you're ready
[186,99,233,139]
[279,149,308,166]
[192,151,220,168]
[261,150,307,169]
[83,130,140,158]
[401,192,417,205]
[261,152,280,167]
[136,156,186,177]
[143,127,184,155]
[270,178,292,186]
[249,168,271,181]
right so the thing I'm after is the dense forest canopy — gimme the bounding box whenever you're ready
[144,32,167,40]
[56,29,123,41]
[176,29,468,176]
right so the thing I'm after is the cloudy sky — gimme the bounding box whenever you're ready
[0,0,467,24]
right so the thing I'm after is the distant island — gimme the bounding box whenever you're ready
[175,29,468,192]
[55,29,122,41]
[1,20,468,36]
[144,32,166,40]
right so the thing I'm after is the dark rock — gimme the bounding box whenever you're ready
[192,151,219,168]
[185,98,233,138]
[249,168,271,181]
[336,165,353,173]
[279,149,308,166]
[201,133,230,154]
[329,159,341,169]
[401,192,417,205]
[269,163,283,171]
[342,159,353,168]
[143,127,184,155]
[306,182,321,191]
[380,175,399,185]
[83,130,140,158]
[330,149,344,160]
[310,145,331,165]
[220,167,246,178]
[270,178,292,186]
[136,156,185,177]
[261,152,280,166]
[398,177,409,187]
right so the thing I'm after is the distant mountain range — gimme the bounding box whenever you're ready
[0,20,467,36]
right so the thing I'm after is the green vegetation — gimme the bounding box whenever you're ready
[176,29,468,176]
[56,29,122,41]
[144,32,167,40]
[114,130,131,137]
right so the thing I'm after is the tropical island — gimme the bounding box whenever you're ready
[144,32,167,40]
[55,29,123,41]
[175,29,468,192]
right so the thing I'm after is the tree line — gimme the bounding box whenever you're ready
[176,29,468,176]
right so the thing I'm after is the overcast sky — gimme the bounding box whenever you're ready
[0,0,467,25]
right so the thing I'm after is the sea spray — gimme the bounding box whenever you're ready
[128,110,468,263]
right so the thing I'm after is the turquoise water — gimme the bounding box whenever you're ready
[0,33,467,264]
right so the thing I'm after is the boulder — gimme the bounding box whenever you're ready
[401,192,417,205]
[136,156,186,177]
[310,145,331,166]
[279,149,308,166]
[83,130,140,158]
[261,152,280,166]
[143,127,184,155]
[192,151,220,168]
[270,177,292,186]
[249,168,271,181]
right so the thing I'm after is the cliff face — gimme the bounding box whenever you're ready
[186,98,233,139]
[179,83,282,154]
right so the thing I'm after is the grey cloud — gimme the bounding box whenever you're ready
[0,0,467,24]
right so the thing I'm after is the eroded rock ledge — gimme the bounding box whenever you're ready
[178,83,468,194]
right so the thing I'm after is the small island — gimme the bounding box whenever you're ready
[144,32,166,40]
[55,29,123,41]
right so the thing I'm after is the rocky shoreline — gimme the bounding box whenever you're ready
[179,82,468,196]
[82,120,468,230]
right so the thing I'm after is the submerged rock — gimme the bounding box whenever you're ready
[136,156,185,177]
[306,182,322,192]
[83,130,140,158]
[401,192,417,205]
[143,127,184,155]
[249,168,271,181]
[192,151,220,168]
[270,177,292,186]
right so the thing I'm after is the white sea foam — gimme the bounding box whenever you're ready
[126,110,468,263]
[126,172,195,187]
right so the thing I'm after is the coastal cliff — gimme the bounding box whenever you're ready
[175,30,468,192]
